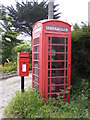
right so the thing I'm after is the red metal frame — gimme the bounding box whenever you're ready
[50,37,52,97]
[32,19,71,102]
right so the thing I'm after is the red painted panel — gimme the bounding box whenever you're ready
[17,52,29,76]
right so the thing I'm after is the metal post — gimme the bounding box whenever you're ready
[88,3,90,118]
[88,1,90,32]
[48,0,54,19]
[21,76,24,92]
[88,1,90,26]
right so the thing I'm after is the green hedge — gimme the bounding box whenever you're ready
[71,25,90,92]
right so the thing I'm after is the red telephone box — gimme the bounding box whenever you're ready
[32,19,71,102]
[17,52,29,76]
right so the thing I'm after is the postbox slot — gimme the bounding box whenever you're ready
[20,56,29,58]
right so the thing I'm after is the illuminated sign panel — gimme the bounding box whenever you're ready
[34,26,42,34]
[46,26,68,32]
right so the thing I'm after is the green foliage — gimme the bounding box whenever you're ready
[71,24,90,91]
[4,88,88,118]
[2,31,21,64]
[8,0,61,36]
[73,23,80,31]
[0,40,2,64]
[11,43,32,70]
[0,5,6,19]
[0,43,32,73]
[0,61,17,73]
[1,6,21,64]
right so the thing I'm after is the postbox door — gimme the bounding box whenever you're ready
[45,34,71,102]
[19,62,29,76]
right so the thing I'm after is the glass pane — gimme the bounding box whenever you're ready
[34,68,38,75]
[52,46,65,52]
[66,62,67,68]
[51,78,64,84]
[48,45,50,53]
[52,54,65,60]
[48,54,51,60]
[51,70,64,76]
[64,94,67,100]
[34,83,38,90]
[34,54,38,60]
[48,85,64,92]
[51,94,58,98]
[66,46,68,52]
[48,78,50,85]
[50,94,66,98]
[48,37,50,44]
[48,86,50,93]
[52,37,65,44]
[33,37,39,91]
[48,75,67,85]
[34,38,38,45]
[66,54,67,60]
[52,62,64,68]
[65,85,67,89]
[66,70,67,76]
[66,38,68,44]
[48,70,50,77]
[34,46,38,52]
[34,61,38,67]
[48,62,50,69]
[34,76,38,82]
[66,78,67,84]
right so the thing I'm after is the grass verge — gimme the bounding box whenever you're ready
[4,87,88,118]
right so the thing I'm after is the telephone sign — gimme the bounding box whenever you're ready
[46,26,68,32]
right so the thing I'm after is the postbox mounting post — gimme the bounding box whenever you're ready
[21,76,24,92]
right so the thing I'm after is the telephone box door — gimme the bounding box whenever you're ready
[45,34,71,102]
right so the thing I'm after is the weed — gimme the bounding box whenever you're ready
[4,87,88,118]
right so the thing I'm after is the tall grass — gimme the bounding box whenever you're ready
[4,87,88,118]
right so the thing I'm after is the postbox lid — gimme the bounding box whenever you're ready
[18,52,29,59]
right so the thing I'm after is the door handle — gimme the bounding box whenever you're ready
[68,62,70,67]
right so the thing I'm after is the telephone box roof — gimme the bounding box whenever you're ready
[34,19,71,27]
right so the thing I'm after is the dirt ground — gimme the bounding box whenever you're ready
[0,73,32,119]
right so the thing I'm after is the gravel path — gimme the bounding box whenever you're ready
[0,73,32,119]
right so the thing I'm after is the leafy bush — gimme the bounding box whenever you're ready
[0,43,32,73]
[11,43,32,70]
[71,24,90,93]
[4,88,88,118]
[0,61,17,73]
